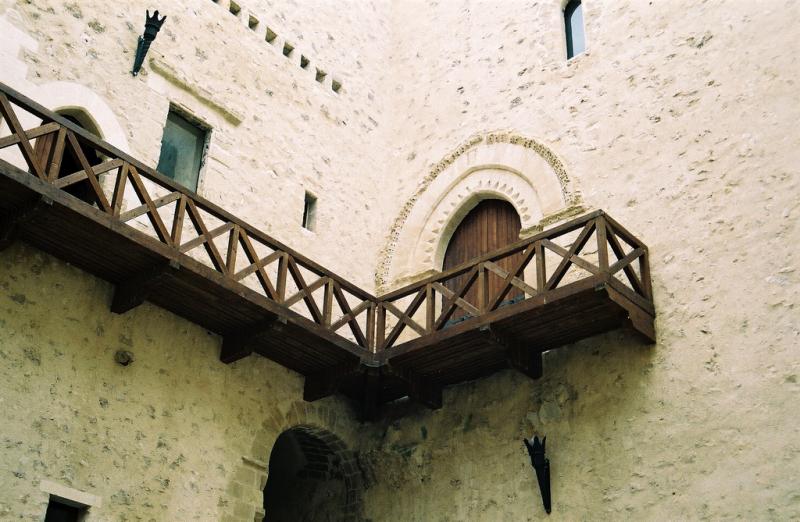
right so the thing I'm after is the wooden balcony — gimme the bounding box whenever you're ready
[0,82,655,419]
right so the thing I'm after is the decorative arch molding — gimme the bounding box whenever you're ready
[226,401,365,522]
[25,81,130,151]
[376,132,585,292]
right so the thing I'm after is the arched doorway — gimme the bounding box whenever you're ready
[33,109,103,203]
[443,198,523,320]
[263,426,362,522]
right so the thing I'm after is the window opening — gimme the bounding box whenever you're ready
[229,1,241,17]
[564,0,585,59]
[331,79,342,93]
[44,497,86,522]
[265,27,278,44]
[315,68,327,83]
[248,15,260,31]
[282,42,294,58]
[302,192,317,231]
[300,55,310,69]
[156,108,209,191]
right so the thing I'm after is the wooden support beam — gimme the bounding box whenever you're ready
[303,360,362,402]
[481,325,543,380]
[361,366,381,422]
[0,196,52,251]
[110,260,180,314]
[407,371,443,410]
[383,365,443,410]
[220,316,286,364]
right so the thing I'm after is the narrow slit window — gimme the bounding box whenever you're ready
[156,108,209,192]
[564,0,585,59]
[265,27,277,44]
[302,192,317,231]
[44,497,86,522]
[282,42,294,58]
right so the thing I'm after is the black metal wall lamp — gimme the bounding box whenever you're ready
[524,435,551,514]
[132,10,166,76]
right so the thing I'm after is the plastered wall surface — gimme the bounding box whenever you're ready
[362,0,800,520]
[0,0,799,520]
[0,242,363,521]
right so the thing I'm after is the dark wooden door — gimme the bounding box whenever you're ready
[443,199,523,317]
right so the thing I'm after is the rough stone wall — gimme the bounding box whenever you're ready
[2,0,390,289]
[0,242,364,521]
[1,0,799,520]
[362,0,800,520]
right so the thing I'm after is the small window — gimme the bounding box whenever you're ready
[44,497,86,522]
[156,109,209,191]
[302,192,317,231]
[564,0,585,59]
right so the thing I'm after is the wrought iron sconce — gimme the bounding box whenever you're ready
[132,10,167,76]
[524,435,551,514]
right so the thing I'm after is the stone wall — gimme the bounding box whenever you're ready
[1,0,799,520]
[362,0,800,520]
[0,242,365,521]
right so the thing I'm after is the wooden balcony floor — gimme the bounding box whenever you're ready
[0,82,656,420]
[0,163,363,377]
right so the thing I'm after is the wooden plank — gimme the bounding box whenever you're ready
[331,281,369,348]
[0,121,60,150]
[118,190,180,222]
[220,317,285,363]
[0,93,46,179]
[543,221,596,290]
[606,227,645,296]
[303,360,362,402]
[110,260,179,314]
[0,196,52,251]
[65,130,111,212]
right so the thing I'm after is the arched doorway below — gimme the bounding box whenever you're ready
[262,426,362,522]
[443,198,524,321]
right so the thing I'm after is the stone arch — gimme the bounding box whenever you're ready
[224,401,365,522]
[33,81,129,151]
[263,425,363,522]
[377,132,585,292]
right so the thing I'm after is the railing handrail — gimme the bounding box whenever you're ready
[0,81,375,302]
[0,81,653,355]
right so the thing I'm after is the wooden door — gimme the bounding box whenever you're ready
[443,199,523,318]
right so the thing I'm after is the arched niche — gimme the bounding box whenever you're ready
[262,425,363,522]
[377,132,585,292]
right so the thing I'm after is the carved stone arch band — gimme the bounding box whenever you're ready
[377,132,585,291]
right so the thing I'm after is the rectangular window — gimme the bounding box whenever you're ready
[302,192,317,231]
[156,109,208,191]
[44,497,86,522]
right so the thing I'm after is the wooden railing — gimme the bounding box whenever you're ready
[0,81,652,360]
[374,210,652,351]
[0,83,376,351]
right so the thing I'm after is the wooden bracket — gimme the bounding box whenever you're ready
[110,260,179,314]
[360,365,382,422]
[384,365,443,410]
[0,196,52,251]
[303,359,362,402]
[220,316,286,364]
[480,325,543,380]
